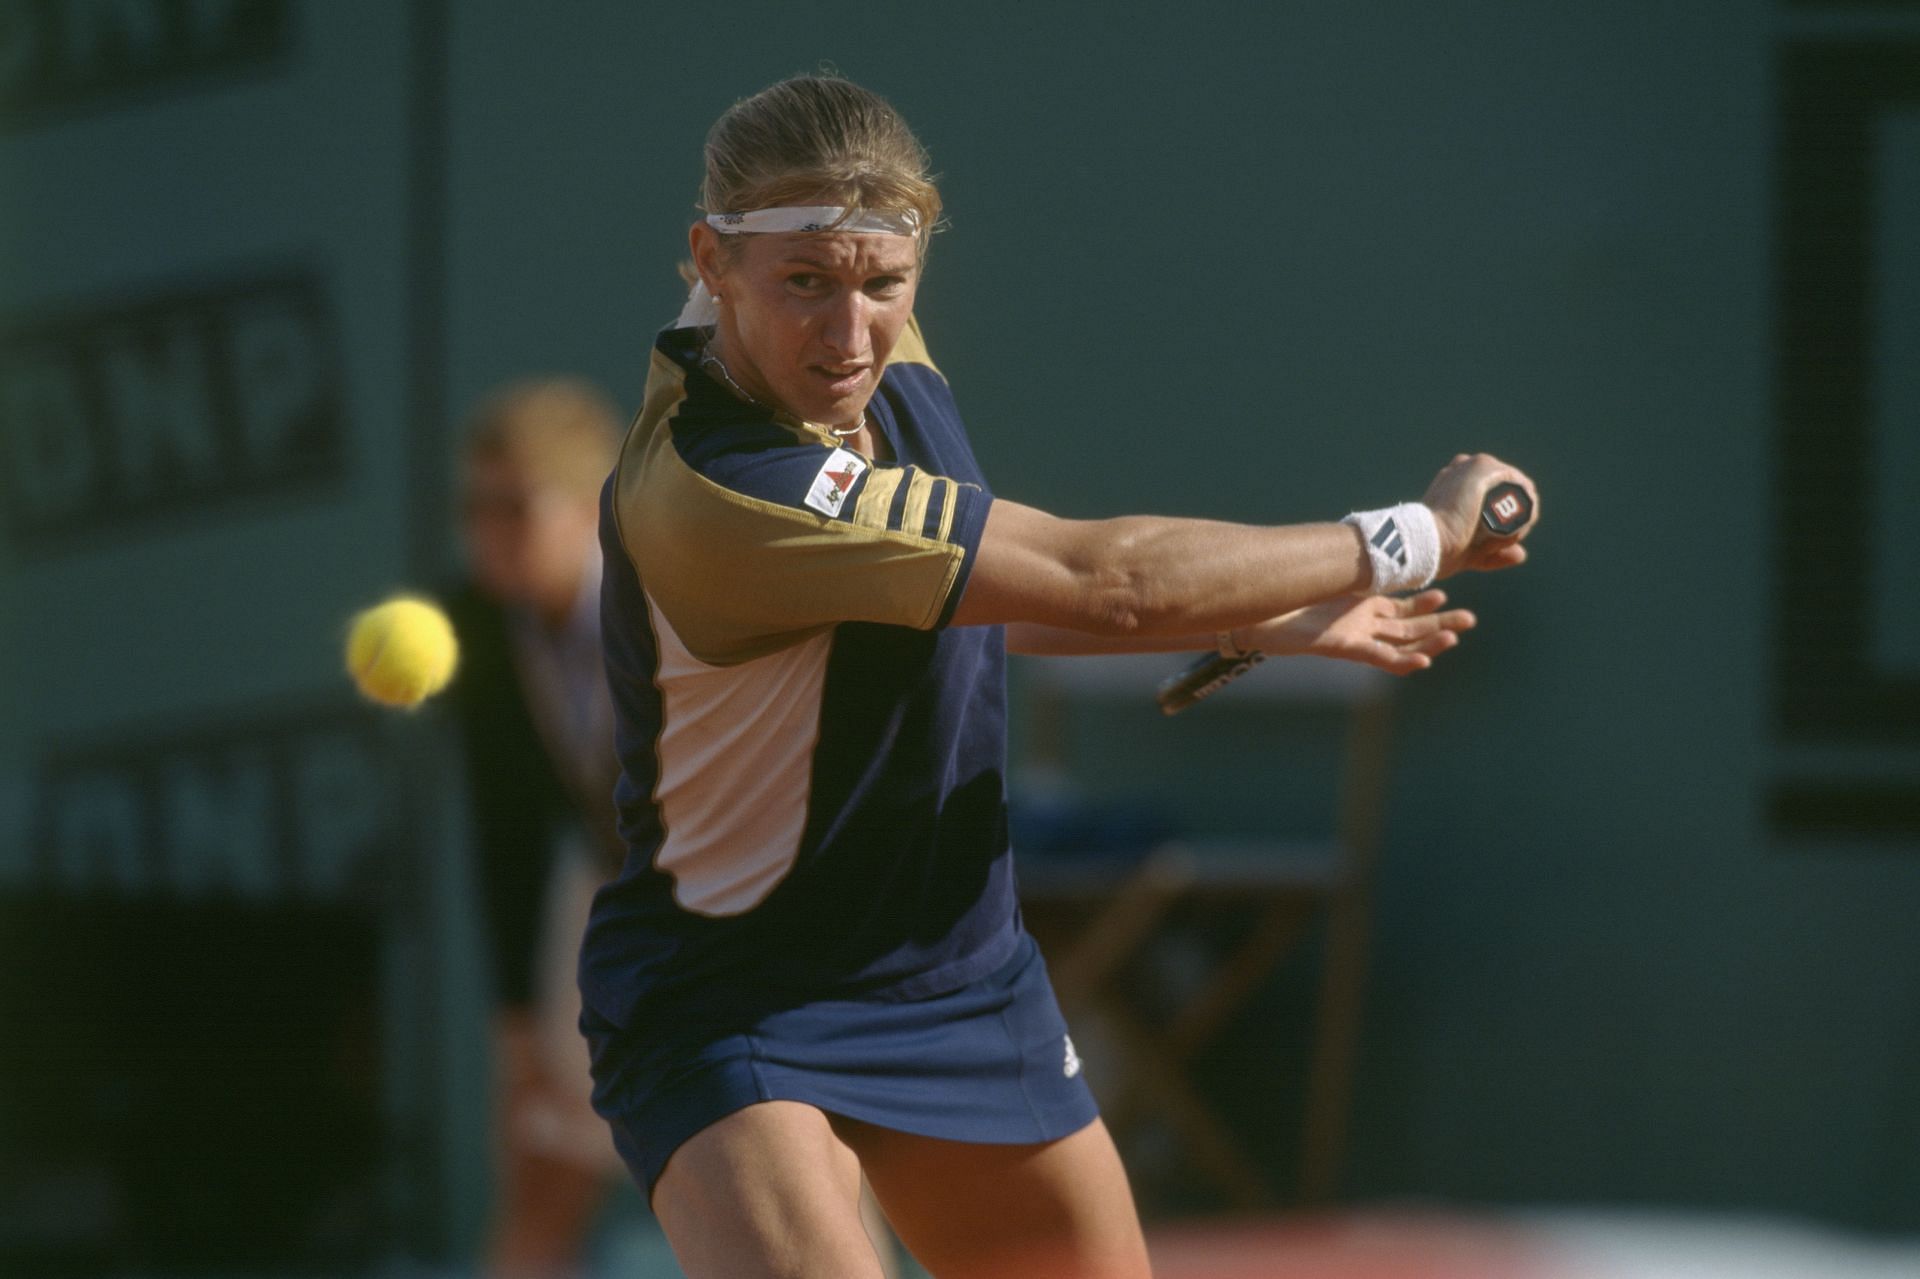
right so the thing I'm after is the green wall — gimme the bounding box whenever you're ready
[4,0,1916,1257]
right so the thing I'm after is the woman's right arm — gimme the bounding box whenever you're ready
[949,453,1537,637]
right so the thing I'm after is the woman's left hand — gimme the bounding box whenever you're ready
[1239,589,1476,676]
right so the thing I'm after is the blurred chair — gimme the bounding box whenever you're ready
[1014,652,1395,1209]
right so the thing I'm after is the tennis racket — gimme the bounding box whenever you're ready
[1155,482,1533,715]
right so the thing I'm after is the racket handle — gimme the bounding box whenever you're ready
[1156,648,1267,716]
[1480,481,1533,537]
[1157,483,1534,715]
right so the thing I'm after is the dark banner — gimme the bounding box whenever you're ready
[0,0,291,123]
[1770,38,1920,840]
[0,267,347,549]
[24,699,404,903]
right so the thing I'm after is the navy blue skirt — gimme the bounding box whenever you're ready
[583,931,1100,1196]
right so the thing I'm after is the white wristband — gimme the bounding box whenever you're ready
[1342,502,1440,594]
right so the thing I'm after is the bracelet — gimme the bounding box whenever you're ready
[1341,502,1440,594]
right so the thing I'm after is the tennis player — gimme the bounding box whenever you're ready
[581,74,1540,1279]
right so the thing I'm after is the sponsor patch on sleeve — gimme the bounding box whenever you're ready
[803,447,868,518]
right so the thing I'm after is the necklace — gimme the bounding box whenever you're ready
[700,340,865,440]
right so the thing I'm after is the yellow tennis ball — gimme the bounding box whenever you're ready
[346,596,459,709]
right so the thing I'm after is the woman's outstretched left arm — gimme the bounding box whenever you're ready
[1004,589,1474,676]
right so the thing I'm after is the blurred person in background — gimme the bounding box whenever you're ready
[446,379,626,1278]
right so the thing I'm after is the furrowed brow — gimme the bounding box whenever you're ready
[778,250,916,275]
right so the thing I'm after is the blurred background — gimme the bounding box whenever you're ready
[2,1,1917,1276]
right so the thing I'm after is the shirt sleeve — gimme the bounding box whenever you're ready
[616,423,992,666]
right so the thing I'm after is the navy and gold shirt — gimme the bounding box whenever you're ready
[579,318,1019,1029]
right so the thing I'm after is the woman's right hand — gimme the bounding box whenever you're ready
[1423,453,1541,577]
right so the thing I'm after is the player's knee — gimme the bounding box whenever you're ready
[652,1114,883,1279]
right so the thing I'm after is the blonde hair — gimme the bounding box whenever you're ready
[701,75,942,257]
[464,378,622,499]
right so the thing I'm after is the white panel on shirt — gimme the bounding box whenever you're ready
[644,591,828,915]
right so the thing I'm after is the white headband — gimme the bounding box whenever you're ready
[706,205,921,237]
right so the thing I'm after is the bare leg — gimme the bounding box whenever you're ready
[486,1013,611,1278]
[834,1116,1151,1279]
[652,1101,889,1279]
[487,1146,606,1278]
